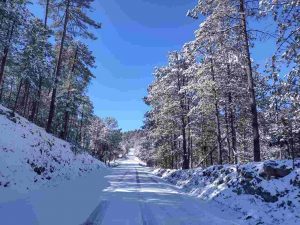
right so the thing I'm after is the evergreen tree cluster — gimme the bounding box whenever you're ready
[140,0,300,169]
[0,0,122,162]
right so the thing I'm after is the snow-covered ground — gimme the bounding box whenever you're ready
[0,170,109,225]
[0,104,108,224]
[1,145,247,225]
[153,160,300,225]
[0,104,106,192]
[1,104,299,225]
[83,153,247,225]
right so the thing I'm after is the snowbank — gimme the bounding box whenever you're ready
[0,104,106,192]
[0,169,109,225]
[153,160,300,225]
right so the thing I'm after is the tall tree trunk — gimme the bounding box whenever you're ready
[203,145,208,167]
[190,136,193,168]
[30,0,50,122]
[181,116,189,169]
[46,0,70,133]
[226,65,238,164]
[0,78,4,101]
[20,81,27,111]
[22,82,30,117]
[187,97,193,168]
[288,122,295,169]
[8,79,14,107]
[210,59,222,164]
[171,139,174,169]
[44,0,50,27]
[61,108,70,139]
[61,46,78,139]
[228,92,238,164]
[77,106,84,145]
[0,48,10,99]
[239,0,261,161]
[174,52,189,169]
[0,21,15,94]
[172,133,177,169]
[210,148,213,165]
[225,105,231,163]
[30,77,43,121]
[187,125,191,168]
[13,78,23,113]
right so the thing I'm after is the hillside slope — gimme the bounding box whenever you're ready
[0,104,105,192]
[154,160,300,225]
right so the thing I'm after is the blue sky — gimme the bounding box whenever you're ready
[31,0,276,131]
[87,0,199,131]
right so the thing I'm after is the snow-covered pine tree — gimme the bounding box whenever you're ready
[46,0,101,133]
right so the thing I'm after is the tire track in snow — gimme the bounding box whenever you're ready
[116,170,129,183]
[82,200,110,225]
[148,173,201,225]
[83,168,130,225]
[135,169,158,225]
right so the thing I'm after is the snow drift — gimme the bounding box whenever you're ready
[154,160,300,225]
[0,104,105,192]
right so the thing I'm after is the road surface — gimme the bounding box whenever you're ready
[83,154,243,225]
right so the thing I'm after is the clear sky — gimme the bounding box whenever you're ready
[86,0,200,131]
[31,0,276,131]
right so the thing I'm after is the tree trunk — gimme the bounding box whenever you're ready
[13,78,23,113]
[8,79,14,107]
[0,49,9,97]
[61,46,78,139]
[210,59,222,164]
[61,110,70,139]
[187,117,191,168]
[181,116,189,169]
[30,0,49,121]
[204,145,208,167]
[239,0,261,161]
[190,137,193,168]
[20,80,28,112]
[225,105,231,163]
[46,0,70,133]
[30,77,43,121]
[0,77,5,101]
[77,106,84,145]
[228,92,238,164]
[22,82,30,117]
[0,21,15,93]
[174,52,189,169]
[226,65,238,164]
[29,0,50,121]
[289,122,295,169]
[44,0,50,27]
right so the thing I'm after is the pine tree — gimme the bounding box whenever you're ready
[46,0,101,133]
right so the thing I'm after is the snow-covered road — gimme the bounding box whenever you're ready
[83,155,243,225]
[0,152,245,225]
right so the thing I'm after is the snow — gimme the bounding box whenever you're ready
[0,104,106,192]
[153,160,300,225]
[0,145,247,225]
[0,147,248,225]
[0,170,109,225]
[1,104,299,224]
[84,153,248,225]
[0,104,109,224]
